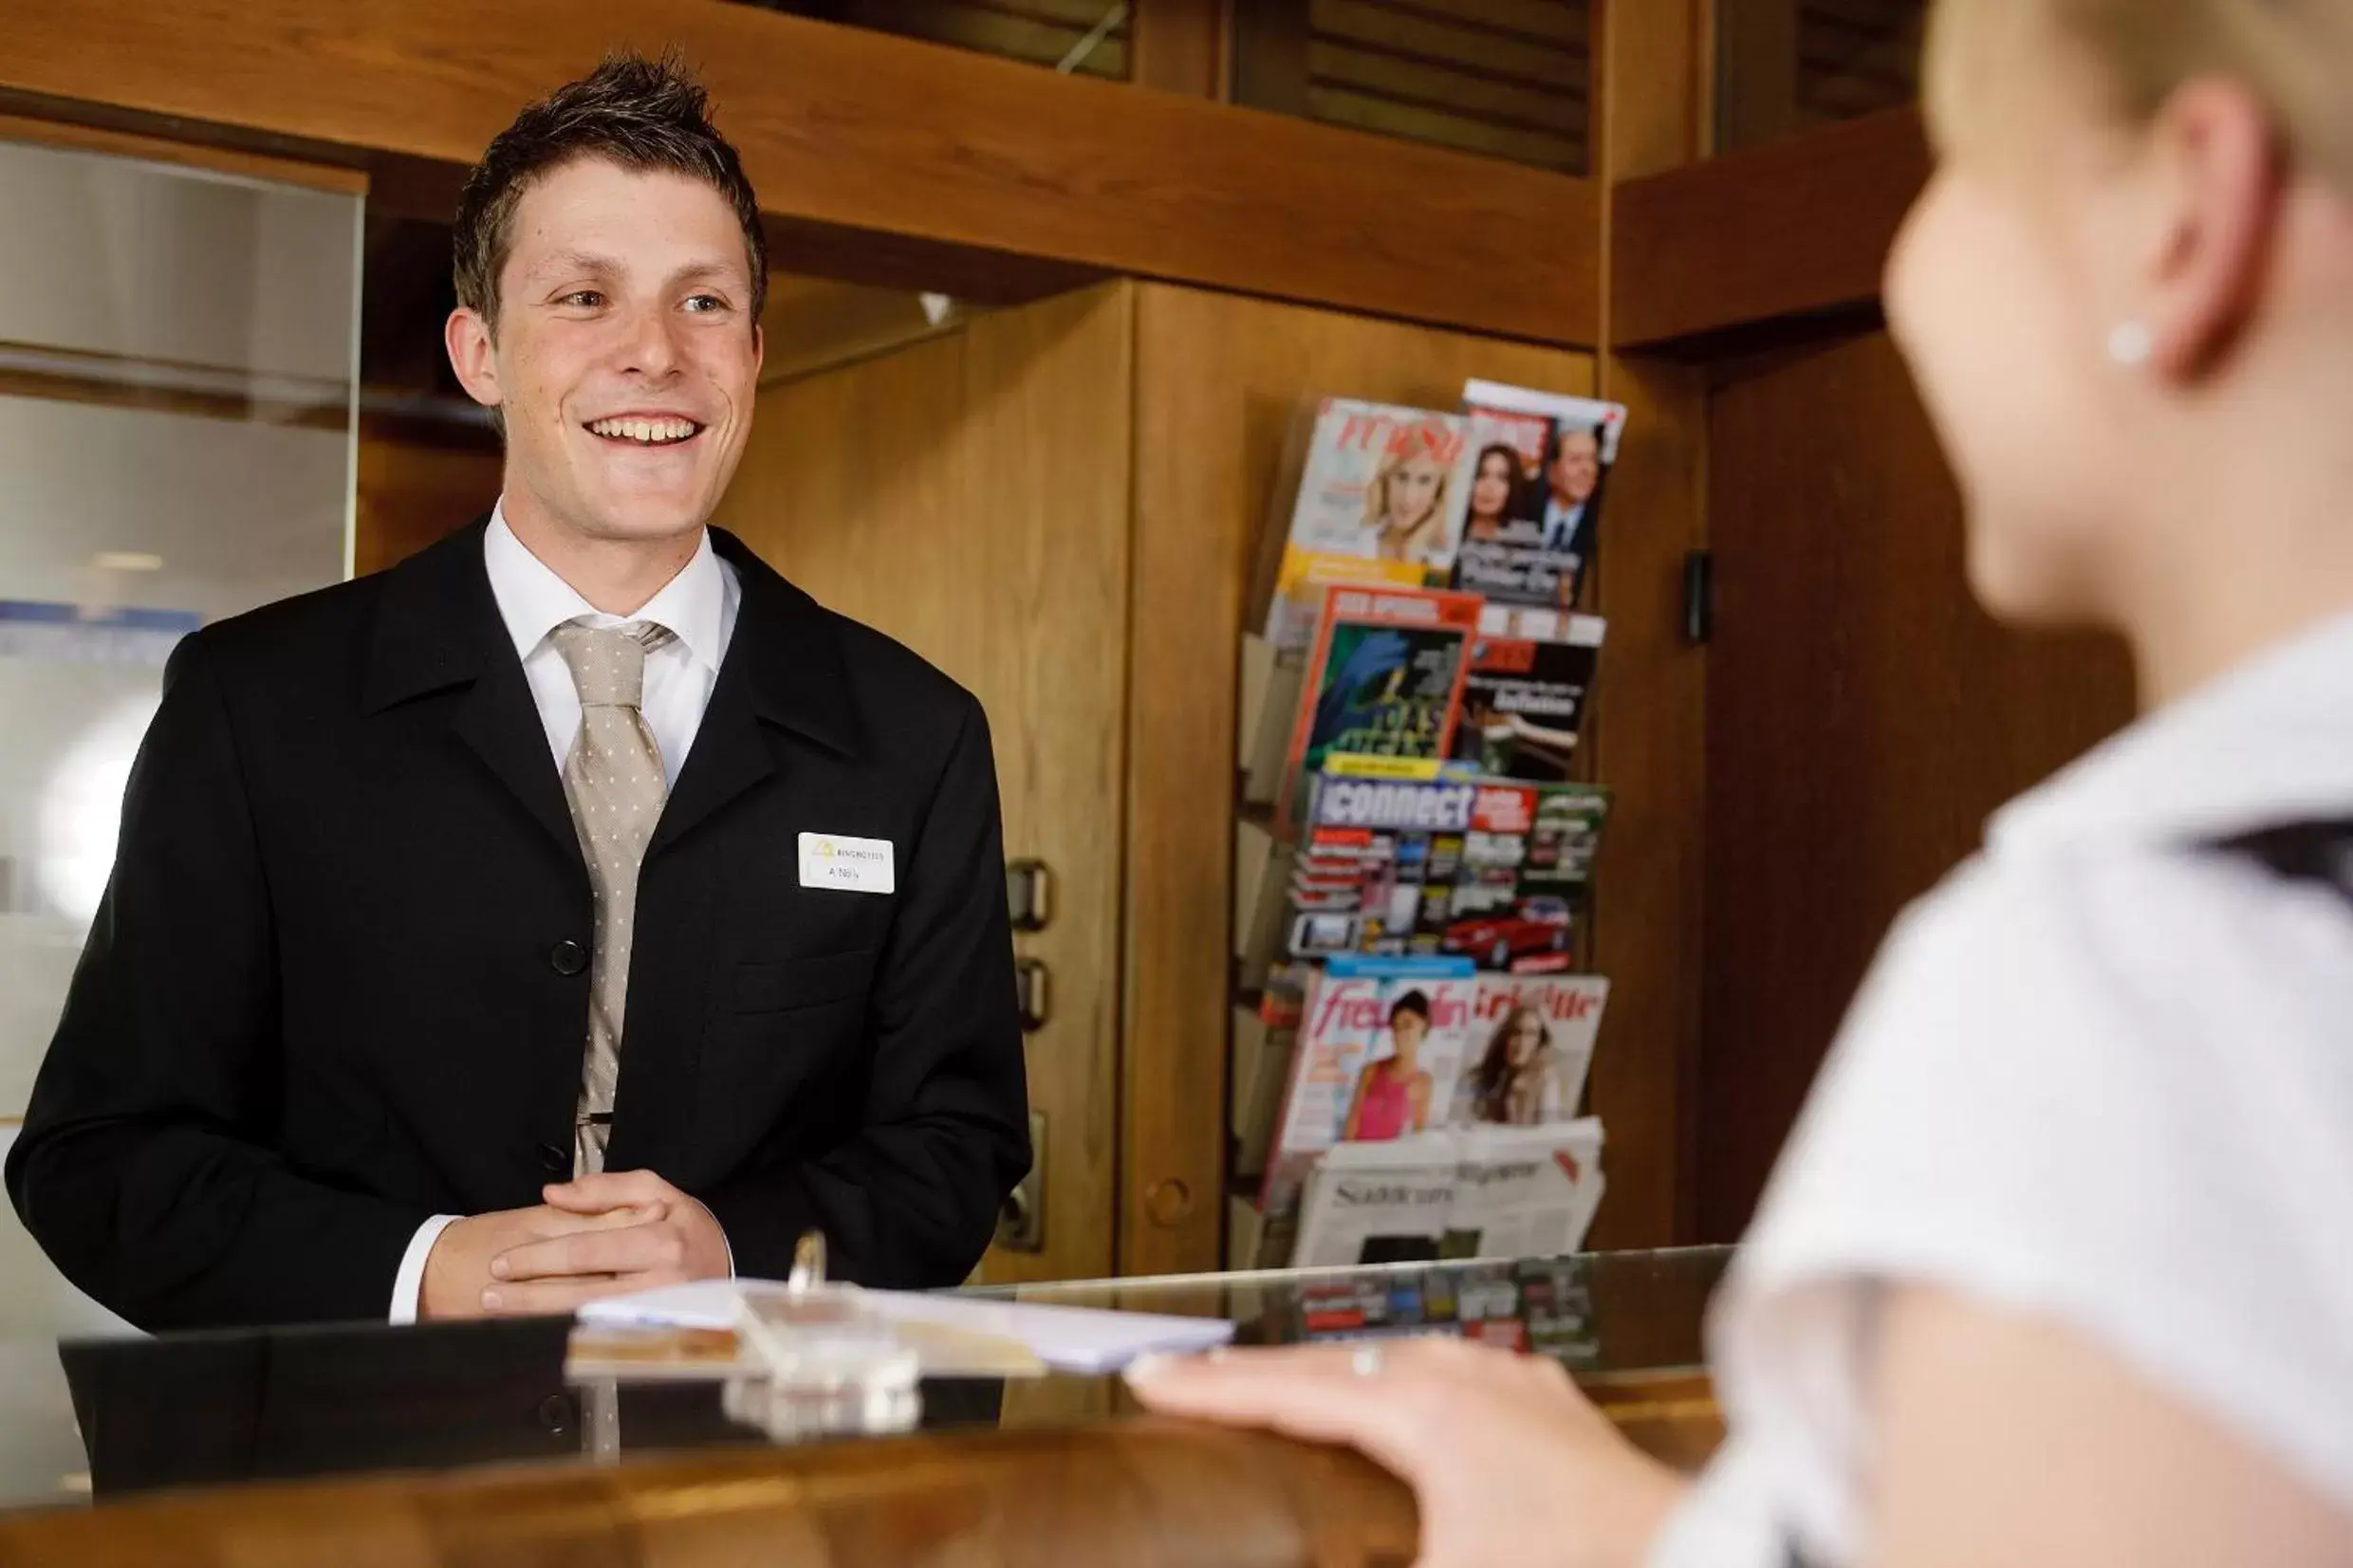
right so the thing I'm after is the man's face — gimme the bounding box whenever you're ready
[446,157,763,544]
[1548,429,1601,505]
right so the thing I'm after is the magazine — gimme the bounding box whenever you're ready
[1256,955,1479,1222]
[1289,1119,1607,1270]
[1519,782,1610,894]
[1273,583,1483,831]
[1433,782,1608,971]
[1287,774,1474,961]
[1454,973,1610,1127]
[1450,610,1605,783]
[1267,1258,1599,1365]
[1260,399,1478,648]
[1285,776,1610,969]
[1452,379,1629,611]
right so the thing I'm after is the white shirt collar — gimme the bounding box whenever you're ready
[1992,607,2353,855]
[483,499,729,674]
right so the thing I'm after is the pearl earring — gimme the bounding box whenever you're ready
[2106,320,2155,367]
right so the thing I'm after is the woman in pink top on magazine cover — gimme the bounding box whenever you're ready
[1342,990,1436,1142]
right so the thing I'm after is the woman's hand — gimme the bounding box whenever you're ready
[1125,1337,1688,1568]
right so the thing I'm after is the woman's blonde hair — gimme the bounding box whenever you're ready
[1361,434,1454,544]
[1926,0,2353,186]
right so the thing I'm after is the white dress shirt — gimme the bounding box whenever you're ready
[387,502,742,1323]
[1654,608,2353,1566]
[1539,496,1588,552]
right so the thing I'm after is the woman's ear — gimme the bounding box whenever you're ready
[2141,77,2283,379]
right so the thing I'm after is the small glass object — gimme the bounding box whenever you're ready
[721,1230,921,1443]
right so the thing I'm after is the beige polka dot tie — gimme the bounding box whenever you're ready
[549,620,676,1177]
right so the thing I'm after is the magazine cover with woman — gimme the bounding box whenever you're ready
[1456,973,1610,1127]
[1453,379,1630,611]
[1262,399,1478,647]
[1256,955,1479,1221]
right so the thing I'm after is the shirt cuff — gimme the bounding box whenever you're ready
[389,1214,461,1324]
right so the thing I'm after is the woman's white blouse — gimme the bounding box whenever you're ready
[1655,610,2353,1566]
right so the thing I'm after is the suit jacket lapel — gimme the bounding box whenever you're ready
[648,528,860,856]
[361,518,583,865]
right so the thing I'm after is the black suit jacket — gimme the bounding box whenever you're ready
[6,521,1030,1330]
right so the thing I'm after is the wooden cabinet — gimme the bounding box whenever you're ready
[714,280,1713,1281]
[1698,330,2135,1239]
[716,286,1135,1284]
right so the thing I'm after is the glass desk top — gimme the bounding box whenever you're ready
[0,1245,1729,1514]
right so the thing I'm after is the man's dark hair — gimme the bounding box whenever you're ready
[1546,422,1603,468]
[453,51,767,334]
[1389,990,1433,1024]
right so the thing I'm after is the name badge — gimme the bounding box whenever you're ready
[799,831,896,895]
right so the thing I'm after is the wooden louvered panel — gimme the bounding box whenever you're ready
[1308,38,1580,131]
[840,0,1130,79]
[1302,0,1589,174]
[1795,0,1922,120]
[1799,16,1919,83]
[1308,83,1583,169]
[1373,0,1588,48]
[1312,0,1584,84]
[1800,0,1921,28]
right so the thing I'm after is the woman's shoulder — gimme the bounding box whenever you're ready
[1735,831,2353,1334]
[1862,839,2353,1038]
[1719,838,2353,1537]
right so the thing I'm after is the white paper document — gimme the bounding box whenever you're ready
[576,1279,1233,1375]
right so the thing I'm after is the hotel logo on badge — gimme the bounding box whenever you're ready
[798,831,895,895]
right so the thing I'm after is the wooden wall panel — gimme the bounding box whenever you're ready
[1131,0,1232,98]
[1612,107,1929,350]
[1699,330,2134,1240]
[714,284,1134,1284]
[352,432,501,578]
[0,0,1602,346]
[1587,0,1712,1247]
[1124,285,1604,1275]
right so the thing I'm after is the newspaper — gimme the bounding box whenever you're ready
[1289,1118,1606,1270]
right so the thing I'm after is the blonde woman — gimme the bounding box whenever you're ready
[1133,3,2353,1564]
[1363,423,1459,564]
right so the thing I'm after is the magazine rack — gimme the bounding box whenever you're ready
[1228,385,1629,1273]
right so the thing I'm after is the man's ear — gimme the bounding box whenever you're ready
[445,306,505,411]
[750,321,765,380]
[2143,77,2281,380]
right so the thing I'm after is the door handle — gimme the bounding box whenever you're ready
[1006,858,1053,932]
[994,1110,1047,1253]
[1014,957,1049,1034]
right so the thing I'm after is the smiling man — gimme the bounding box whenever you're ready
[5,54,1030,1330]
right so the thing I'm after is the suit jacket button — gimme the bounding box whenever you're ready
[548,939,588,976]
[536,1142,570,1174]
[537,1393,573,1434]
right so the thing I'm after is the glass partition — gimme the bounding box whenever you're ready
[0,1245,1729,1509]
[0,135,361,1337]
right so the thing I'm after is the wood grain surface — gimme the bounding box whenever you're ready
[1125,285,1598,1275]
[1584,0,1714,1247]
[715,285,1135,1284]
[1610,106,1930,350]
[1698,330,2134,1238]
[0,1422,1420,1568]
[0,0,1601,345]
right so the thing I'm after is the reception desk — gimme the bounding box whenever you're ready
[0,1246,1728,1564]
